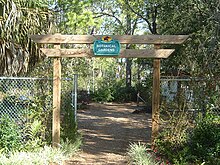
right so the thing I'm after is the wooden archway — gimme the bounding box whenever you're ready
[30,34,188,147]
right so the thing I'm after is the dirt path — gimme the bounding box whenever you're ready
[67,103,152,165]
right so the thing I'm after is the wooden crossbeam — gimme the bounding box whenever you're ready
[30,34,188,44]
[29,34,189,147]
[40,48,175,58]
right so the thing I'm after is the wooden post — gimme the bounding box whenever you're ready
[151,45,161,143]
[29,34,188,147]
[52,44,61,148]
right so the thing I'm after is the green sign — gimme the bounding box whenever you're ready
[93,36,120,56]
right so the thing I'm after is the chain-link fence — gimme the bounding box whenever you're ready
[0,77,52,123]
[160,77,220,120]
[0,76,77,141]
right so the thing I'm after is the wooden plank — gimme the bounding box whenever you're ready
[119,49,174,58]
[151,45,161,143]
[40,48,175,58]
[52,44,61,148]
[30,34,189,44]
[41,48,92,58]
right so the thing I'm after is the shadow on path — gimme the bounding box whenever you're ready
[68,103,152,165]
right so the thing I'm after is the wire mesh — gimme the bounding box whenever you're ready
[0,77,52,123]
[0,77,76,141]
[160,77,220,119]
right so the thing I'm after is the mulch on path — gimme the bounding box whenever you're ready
[66,103,151,165]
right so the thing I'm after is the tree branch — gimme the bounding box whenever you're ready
[93,12,126,33]
[152,4,158,34]
[131,19,138,35]
[124,0,153,34]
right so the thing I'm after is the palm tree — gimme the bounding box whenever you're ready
[0,0,54,76]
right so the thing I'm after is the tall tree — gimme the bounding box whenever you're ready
[124,0,220,78]
[55,0,101,34]
[124,0,159,34]
[158,0,220,77]
[92,0,139,87]
[49,0,101,88]
[123,0,160,95]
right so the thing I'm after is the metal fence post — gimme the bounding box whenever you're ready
[73,74,78,122]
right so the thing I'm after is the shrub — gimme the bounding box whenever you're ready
[155,111,220,164]
[113,86,137,102]
[0,96,53,153]
[188,113,220,164]
[0,139,81,165]
[91,85,137,102]
[22,120,46,151]
[127,143,173,165]
[155,110,192,164]
[127,143,159,165]
[0,115,22,153]
[61,137,82,157]
[91,87,114,102]
[61,90,78,142]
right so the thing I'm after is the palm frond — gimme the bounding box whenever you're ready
[0,0,54,76]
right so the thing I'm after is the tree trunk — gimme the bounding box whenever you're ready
[126,58,132,87]
[0,3,3,17]
[125,12,132,87]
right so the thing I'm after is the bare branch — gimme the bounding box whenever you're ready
[94,12,126,33]
[152,4,158,34]
[131,19,138,35]
[124,0,153,33]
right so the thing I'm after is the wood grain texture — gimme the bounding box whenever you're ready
[30,34,189,44]
[52,44,61,148]
[151,44,161,143]
[40,48,175,58]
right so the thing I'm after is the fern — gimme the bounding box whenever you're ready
[23,120,45,151]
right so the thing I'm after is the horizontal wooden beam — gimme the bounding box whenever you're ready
[40,48,175,58]
[31,34,189,44]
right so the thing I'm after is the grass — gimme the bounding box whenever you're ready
[127,143,159,165]
[0,138,82,165]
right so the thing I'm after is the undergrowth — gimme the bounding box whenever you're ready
[0,138,81,165]
[127,143,159,165]
[155,110,220,165]
[127,143,171,165]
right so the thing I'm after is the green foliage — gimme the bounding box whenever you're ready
[135,75,153,106]
[91,87,114,102]
[155,138,189,165]
[0,78,80,162]
[0,0,54,76]
[113,86,136,102]
[60,80,78,142]
[0,115,22,153]
[1,95,52,153]
[56,0,101,34]
[158,0,220,78]
[61,137,82,157]
[92,0,139,34]
[155,110,191,164]
[191,80,220,116]
[91,77,137,102]
[23,96,52,144]
[155,111,220,164]
[128,143,159,165]
[28,58,53,78]
[0,139,81,165]
[188,113,220,164]
[61,103,78,142]
[22,120,45,151]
